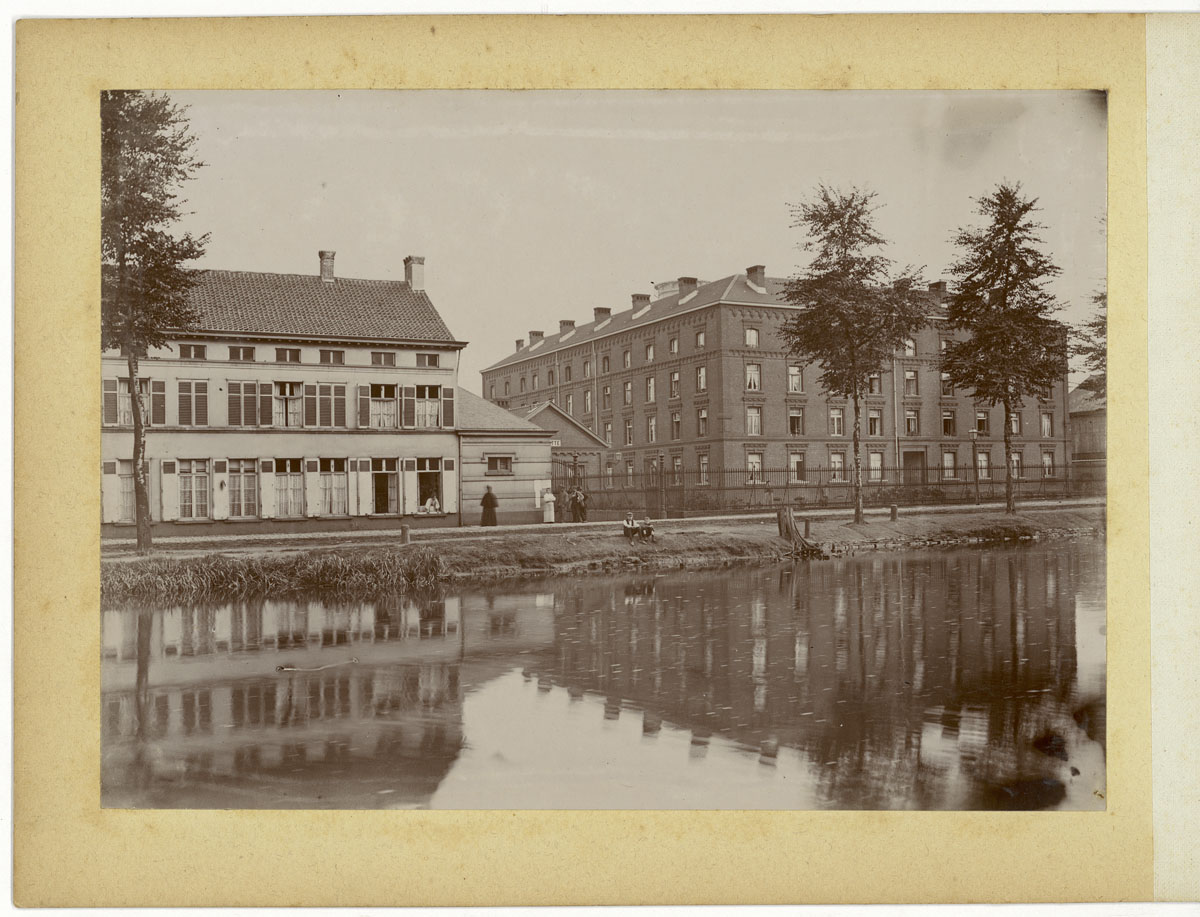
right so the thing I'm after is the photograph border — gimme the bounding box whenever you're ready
[14,13,1150,906]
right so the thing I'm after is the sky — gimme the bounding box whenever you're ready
[167,90,1108,394]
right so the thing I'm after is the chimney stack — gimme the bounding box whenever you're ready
[559,319,576,335]
[404,255,425,291]
[746,265,766,288]
[529,330,544,343]
[515,338,525,351]
[319,250,336,283]
[632,293,651,309]
[594,307,612,323]
[678,276,697,297]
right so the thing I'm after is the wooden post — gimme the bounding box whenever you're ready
[400,524,411,544]
[890,504,898,521]
[804,518,811,539]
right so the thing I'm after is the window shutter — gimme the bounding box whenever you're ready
[228,382,242,426]
[259,382,272,426]
[333,385,347,427]
[401,386,416,428]
[102,379,118,425]
[195,382,208,426]
[441,387,455,428]
[178,381,192,426]
[357,385,370,428]
[319,384,333,427]
[151,380,166,425]
[304,384,318,427]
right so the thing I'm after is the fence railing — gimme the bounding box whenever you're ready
[551,463,1103,521]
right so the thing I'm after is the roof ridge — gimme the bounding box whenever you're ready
[192,267,413,287]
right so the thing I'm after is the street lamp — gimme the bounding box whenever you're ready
[970,429,980,505]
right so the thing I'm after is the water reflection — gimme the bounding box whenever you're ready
[101,540,1105,810]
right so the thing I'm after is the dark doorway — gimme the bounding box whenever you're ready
[902,451,926,486]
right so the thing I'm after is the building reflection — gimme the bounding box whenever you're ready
[532,544,1099,809]
[101,589,556,809]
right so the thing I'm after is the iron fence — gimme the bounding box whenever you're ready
[552,463,1103,521]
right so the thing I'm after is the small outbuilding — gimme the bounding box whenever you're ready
[457,389,554,525]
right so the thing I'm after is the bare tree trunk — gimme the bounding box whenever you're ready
[126,349,153,552]
[851,392,864,524]
[1002,397,1015,514]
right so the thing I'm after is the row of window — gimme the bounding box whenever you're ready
[592,404,1056,446]
[106,457,449,522]
[497,328,970,400]
[598,450,1058,488]
[174,344,442,368]
[102,379,455,430]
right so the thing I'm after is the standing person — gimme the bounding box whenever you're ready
[575,487,589,523]
[542,488,557,524]
[480,485,498,527]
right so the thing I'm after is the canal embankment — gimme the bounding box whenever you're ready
[100,498,1104,603]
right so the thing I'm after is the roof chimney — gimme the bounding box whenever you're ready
[559,319,576,335]
[678,277,697,297]
[319,250,336,283]
[515,338,525,351]
[746,265,766,288]
[594,307,612,323]
[632,293,651,309]
[529,330,544,343]
[404,255,425,291]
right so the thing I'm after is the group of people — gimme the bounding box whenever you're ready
[561,485,590,523]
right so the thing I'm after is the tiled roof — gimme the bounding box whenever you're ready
[514,401,610,448]
[179,269,461,344]
[456,388,550,433]
[1069,380,1106,414]
[481,270,950,372]
[482,274,772,371]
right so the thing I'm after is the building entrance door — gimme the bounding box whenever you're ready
[902,451,926,486]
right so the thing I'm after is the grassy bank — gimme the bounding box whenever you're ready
[100,506,1103,604]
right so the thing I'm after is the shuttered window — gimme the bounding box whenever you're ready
[302,383,345,427]
[228,381,260,427]
[178,381,208,427]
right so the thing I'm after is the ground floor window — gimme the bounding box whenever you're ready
[790,453,807,484]
[605,463,614,488]
[977,451,991,480]
[1010,452,1024,478]
[118,460,135,522]
[486,455,513,474]
[417,457,443,511]
[371,458,398,514]
[698,454,709,485]
[228,458,258,518]
[275,458,305,517]
[747,452,763,483]
[178,459,210,519]
[672,456,683,485]
[319,458,348,515]
[830,452,846,482]
[1041,451,1056,477]
[869,452,884,482]
[625,461,635,485]
[942,451,957,479]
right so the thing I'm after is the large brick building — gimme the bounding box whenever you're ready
[480,265,1071,506]
[101,252,551,536]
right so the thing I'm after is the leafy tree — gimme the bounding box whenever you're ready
[1074,290,1107,398]
[941,182,1069,514]
[102,90,209,552]
[780,186,928,524]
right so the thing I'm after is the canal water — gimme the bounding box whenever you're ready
[101,538,1106,810]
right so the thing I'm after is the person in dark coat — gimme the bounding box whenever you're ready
[480,486,499,526]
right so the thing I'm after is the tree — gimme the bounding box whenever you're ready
[102,90,209,552]
[941,182,1069,514]
[1074,290,1107,398]
[780,186,928,524]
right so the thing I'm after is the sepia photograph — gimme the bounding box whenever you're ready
[98,88,1108,812]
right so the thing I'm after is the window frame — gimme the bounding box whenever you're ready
[372,351,397,367]
[275,347,302,364]
[319,349,345,365]
[485,454,515,475]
